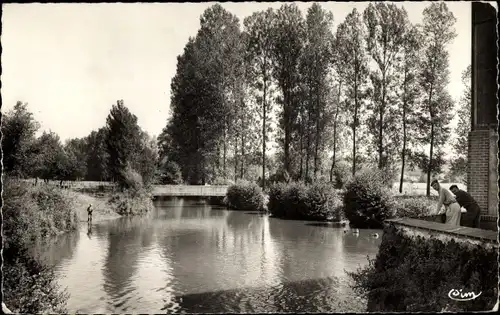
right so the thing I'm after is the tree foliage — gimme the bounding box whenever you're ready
[363,3,407,169]
[336,8,370,176]
[449,65,471,184]
[244,8,277,189]
[417,2,457,195]
[1,101,40,177]
[105,99,142,186]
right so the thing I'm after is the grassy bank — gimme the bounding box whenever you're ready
[2,178,79,313]
[66,190,121,222]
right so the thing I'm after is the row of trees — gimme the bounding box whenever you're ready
[2,100,160,188]
[160,2,465,195]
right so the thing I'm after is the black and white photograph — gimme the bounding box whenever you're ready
[1,1,498,313]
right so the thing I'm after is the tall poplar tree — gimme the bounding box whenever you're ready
[418,2,457,196]
[336,8,370,176]
[244,8,276,189]
[363,3,407,169]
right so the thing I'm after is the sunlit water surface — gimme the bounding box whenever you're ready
[37,198,382,313]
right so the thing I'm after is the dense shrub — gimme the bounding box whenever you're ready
[268,182,343,221]
[119,166,144,191]
[342,168,395,228]
[268,170,291,185]
[267,182,288,218]
[348,224,498,312]
[331,163,352,189]
[108,188,154,215]
[226,181,265,211]
[158,160,183,184]
[2,178,77,313]
[303,182,343,221]
[3,179,79,252]
[3,249,69,313]
[392,195,436,218]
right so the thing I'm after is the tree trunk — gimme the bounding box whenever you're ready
[234,138,238,183]
[299,116,304,181]
[352,63,358,176]
[240,122,245,180]
[284,82,291,174]
[399,73,408,194]
[262,61,267,190]
[427,123,434,197]
[378,76,385,169]
[305,102,312,183]
[426,86,435,197]
[314,92,321,180]
[330,112,338,182]
[330,82,342,182]
[223,118,227,180]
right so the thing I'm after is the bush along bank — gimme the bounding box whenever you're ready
[347,224,498,312]
[2,178,78,313]
[107,167,154,215]
[341,168,438,228]
[268,181,343,221]
[226,181,265,211]
[342,168,395,228]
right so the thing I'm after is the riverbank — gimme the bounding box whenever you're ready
[65,190,122,223]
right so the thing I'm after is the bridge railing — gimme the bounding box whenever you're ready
[152,185,229,196]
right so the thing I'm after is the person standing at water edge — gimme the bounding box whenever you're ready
[449,185,481,228]
[431,180,461,226]
[87,204,93,222]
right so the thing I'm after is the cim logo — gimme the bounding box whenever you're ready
[448,289,482,301]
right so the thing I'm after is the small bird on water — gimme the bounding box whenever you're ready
[353,228,359,235]
[371,233,379,238]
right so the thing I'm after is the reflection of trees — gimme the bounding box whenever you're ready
[341,229,382,272]
[31,229,81,267]
[101,217,156,312]
[266,218,347,281]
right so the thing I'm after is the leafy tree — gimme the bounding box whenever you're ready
[301,3,335,180]
[31,131,67,182]
[85,127,109,181]
[230,39,261,182]
[131,131,159,187]
[328,34,351,182]
[449,65,471,184]
[105,100,142,186]
[64,138,88,180]
[167,36,222,184]
[394,23,425,193]
[1,101,40,177]
[197,4,243,180]
[336,8,370,176]
[271,3,305,176]
[244,8,277,189]
[158,158,183,184]
[363,3,407,169]
[418,2,457,195]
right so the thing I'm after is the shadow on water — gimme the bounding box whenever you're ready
[163,276,365,313]
[244,211,268,216]
[305,222,347,228]
[31,228,81,267]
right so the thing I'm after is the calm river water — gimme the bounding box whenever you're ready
[38,198,382,313]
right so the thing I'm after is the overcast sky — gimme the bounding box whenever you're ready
[2,1,477,142]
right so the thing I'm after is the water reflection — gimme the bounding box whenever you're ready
[100,216,156,312]
[32,230,80,267]
[41,198,381,313]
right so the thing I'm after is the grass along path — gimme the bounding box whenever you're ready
[65,190,121,223]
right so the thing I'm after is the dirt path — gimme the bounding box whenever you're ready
[64,190,121,223]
